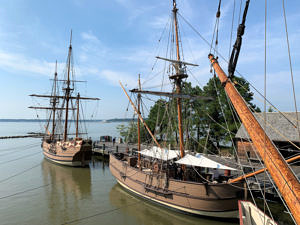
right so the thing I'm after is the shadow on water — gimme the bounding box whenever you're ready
[109,183,238,225]
[90,155,109,170]
[41,159,92,224]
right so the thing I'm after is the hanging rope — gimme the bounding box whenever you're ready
[263,0,268,220]
[228,0,236,59]
[281,0,300,142]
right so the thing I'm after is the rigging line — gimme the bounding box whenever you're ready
[178,11,297,126]
[0,182,52,200]
[240,103,300,206]
[0,142,40,152]
[238,0,243,24]
[263,0,268,219]
[229,0,236,60]
[210,73,267,208]
[0,150,41,166]
[282,0,300,141]
[234,81,299,128]
[0,144,40,157]
[0,162,41,184]
[177,13,185,61]
[142,16,171,86]
[235,86,300,178]
[240,133,295,224]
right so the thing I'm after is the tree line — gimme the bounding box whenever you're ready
[118,76,260,155]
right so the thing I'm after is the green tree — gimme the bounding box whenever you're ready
[198,76,260,153]
[117,122,150,143]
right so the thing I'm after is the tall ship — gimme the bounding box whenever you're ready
[110,0,244,218]
[30,32,99,167]
[110,0,300,223]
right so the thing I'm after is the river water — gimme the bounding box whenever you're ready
[0,122,237,225]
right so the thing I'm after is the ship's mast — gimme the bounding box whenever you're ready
[208,54,300,224]
[172,0,185,158]
[64,31,73,142]
[137,74,141,167]
[51,61,58,140]
[76,93,80,139]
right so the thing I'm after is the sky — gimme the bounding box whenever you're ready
[0,0,299,120]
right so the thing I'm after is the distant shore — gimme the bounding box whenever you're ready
[0,118,138,123]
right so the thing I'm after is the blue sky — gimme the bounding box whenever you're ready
[0,0,299,119]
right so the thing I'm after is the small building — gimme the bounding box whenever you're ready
[235,112,300,161]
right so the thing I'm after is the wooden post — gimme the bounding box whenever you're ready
[209,54,300,224]
[244,182,248,200]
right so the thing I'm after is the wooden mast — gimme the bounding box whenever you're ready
[120,81,161,148]
[172,0,185,158]
[51,61,58,140]
[76,93,80,139]
[137,74,141,166]
[64,31,73,142]
[208,54,300,224]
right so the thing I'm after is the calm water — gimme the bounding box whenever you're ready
[0,122,237,225]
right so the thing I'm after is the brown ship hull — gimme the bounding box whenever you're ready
[42,139,92,167]
[109,153,243,218]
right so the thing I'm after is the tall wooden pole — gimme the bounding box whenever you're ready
[76,93,80,138]
[51,61,58,140]
[64,31,73,142]
[208,54,300,224]
[137,75,141,166]
[172,0,185,158]
[120,81,161,149]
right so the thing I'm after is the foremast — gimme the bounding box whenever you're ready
[64,31,73,142]
[208,54,300,224]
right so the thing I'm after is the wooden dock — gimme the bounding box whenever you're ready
[92,141,148,157]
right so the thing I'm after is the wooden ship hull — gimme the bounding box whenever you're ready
[110,153,243,218]
[42,138,92,167]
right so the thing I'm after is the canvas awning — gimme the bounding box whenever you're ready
[175,153,237,170]
[140,146,181,161]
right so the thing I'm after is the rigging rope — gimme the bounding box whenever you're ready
[281,0,300,142]
[228,0,250,79]
[229,0,236,59]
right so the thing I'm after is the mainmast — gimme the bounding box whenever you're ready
[137,74,141,167]
[51,61,58,140]
[76,93,80,139]
[64,31,73,142]
[171,0,186,158]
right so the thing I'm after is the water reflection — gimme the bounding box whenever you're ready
[41,159,92,224]
[91,155,109,170]
[109,184,236,225]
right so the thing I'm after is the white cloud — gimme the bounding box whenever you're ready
[149,15,170,29]
[81,31,100,43]
[99,69,138,88]
[0,51,56,76]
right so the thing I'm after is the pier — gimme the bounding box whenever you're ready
[92,141,148,157]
